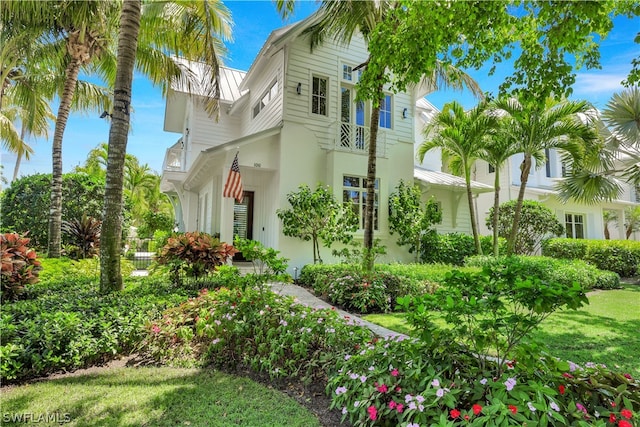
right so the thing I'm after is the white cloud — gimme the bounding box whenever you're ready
[573,73,627,95]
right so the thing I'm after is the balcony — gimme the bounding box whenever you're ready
[336,123,387,157]
[163,138,185,172]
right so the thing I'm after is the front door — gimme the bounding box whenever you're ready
[233,191,254,260]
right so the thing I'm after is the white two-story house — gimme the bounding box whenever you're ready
[159,15,490,271]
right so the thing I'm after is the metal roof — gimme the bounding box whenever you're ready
[170,58,247,103]
[414,167,494,193]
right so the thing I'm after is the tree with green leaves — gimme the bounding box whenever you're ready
[291,0,482,271]
[277,184,358,264]
[417,100,498,255]
[602,210,618,240]
[486,200,564,255]
[388,180,442,262]
[623,205,640,239]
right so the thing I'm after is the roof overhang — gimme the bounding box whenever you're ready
[414,167,493,194]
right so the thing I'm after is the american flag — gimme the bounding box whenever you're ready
[223,152,243,202]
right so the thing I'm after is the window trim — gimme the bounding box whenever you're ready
[342,174,379,231]
[311,75,328,116]
[565,212,585,239]
[252,79,278,119]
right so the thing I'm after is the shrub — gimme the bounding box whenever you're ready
[140,287,373,382]
[543,238,640,277]
[487,200,564,255]
[1,233,42,301]
[61,214,102,259]
[156,232,238,284]
[465,255,620,290]
[136,211,174,239]
[233,238,289,280]
[0,272,194,382]
[421,233,505,265]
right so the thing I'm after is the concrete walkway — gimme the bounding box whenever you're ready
[268,282,407,339]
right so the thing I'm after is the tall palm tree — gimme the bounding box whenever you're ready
[100,0,232,290]
[300,0,482,270]
[494,96,598,255]
[418,101,498,255]
[480,114,520,256]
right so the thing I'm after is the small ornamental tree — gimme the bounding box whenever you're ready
[1,233,41,301]
[487,200,563,255]
[277,184,358,264]
[389,180,442,261]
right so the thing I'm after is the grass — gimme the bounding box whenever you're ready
[0,367,321,427]
[363,283,640,377]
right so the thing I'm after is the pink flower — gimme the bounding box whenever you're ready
[376,384,388,393]
[396,403,404,413]
[389,401,397,409]
[559,384,566,395]
[367,406,377,421]
[508,405,517,414]
[620,409,633,420]
[619,421,632,427]
[450,409,461,419]
[391,368,399,377]
[151,324,161,334]
[472,404,483,415]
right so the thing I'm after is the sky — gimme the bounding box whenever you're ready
[1,1,639,179]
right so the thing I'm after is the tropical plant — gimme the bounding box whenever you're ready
[156,232,237,284]
[61,214,102,259]
[492,96,598,254]
[0,233,41,301]
[624,205,640,240]
[486,200,564,255]
[100,0,232,291]
[418,101,498,255]
[603,209,618,240]
[277,184,358,264]
[388,180,442,261]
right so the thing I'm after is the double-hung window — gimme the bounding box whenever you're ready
[379,94,392,129]
[565,213,585,239]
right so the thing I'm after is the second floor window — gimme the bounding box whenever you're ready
[343,175,379,230]
[379,94,392,129]
[488,164,495,173]
[252,80,278,118]
[312,76,327,116]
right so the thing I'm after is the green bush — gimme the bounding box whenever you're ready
[465,255,620,290]
[543,238,640,277]
[0,272,194,382]
[140,287,373,382]
[421,233,505,265]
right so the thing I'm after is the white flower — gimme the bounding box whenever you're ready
[342,407,348,415]
[431,378,440,388]
[550,401,560,412]
[527,402,536,412]
[480,378,488,385]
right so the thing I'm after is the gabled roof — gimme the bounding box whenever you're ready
[414,167,493,193]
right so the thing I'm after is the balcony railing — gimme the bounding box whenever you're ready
[336,123,386,157]
[163,138,185,172]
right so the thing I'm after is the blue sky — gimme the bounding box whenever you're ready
[2,2,638,178]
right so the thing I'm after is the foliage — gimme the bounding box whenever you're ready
[233,237,289,281]
[0,173,108,250]
[277,184,358,264]
[487,200,564,255]
[466,255,620,291]
[623,206,640,239]
[389,180,442,261]
[140,287,373,383]
[332,238,387,265]
[1,233,41,301]
[399,262,588,376]
[422,233,505,265]
[61,214,101,259]
[136,211,174,239]
[0,271,194,382]
[543,238,640,277]
[328,336,639,427]
[156,232,238,284]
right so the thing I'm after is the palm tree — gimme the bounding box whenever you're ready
[493,96,598,255]
[602,209,618,240]
[100,0,232,291]
[299,0,482,270]
[480,114,520,256]
[100,0,141,292]
[418,101,498,255]
[624,205,640,239]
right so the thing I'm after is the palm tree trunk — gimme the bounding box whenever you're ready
[12,123,26,182]
[48,58,82,258]
[100,0,141,292]
[492,169,501,256]
[604,224,610,240]
[363,81,383,272]
[507,154,532,255]
[465,168,482,255]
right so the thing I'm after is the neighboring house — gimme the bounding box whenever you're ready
[473,151,640,242]
[159,16,490,272]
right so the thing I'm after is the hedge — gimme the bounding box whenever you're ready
[421,233,506,265]
[542,238,640,277]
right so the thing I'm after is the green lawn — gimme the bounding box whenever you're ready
[364,284,640,377]
[0,368,321,427]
